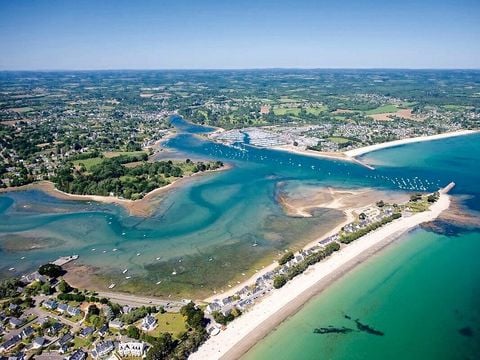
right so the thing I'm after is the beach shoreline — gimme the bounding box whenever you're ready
[344,129,478,157]
[190,190,451,360]
[271,130,477,167]
[203,185,407,303]
[0,165,231,217]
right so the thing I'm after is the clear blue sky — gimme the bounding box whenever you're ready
[0,0,479,70]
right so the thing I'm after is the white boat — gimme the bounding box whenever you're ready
[125,276,131,279]
[8,267,15,271]
[136,253,141,256]
[156,281,162,285]
[108,283,116,289]
[20,256,25,260]
[171,271,177,275]
[122,269,128,274]
[156,257,161,260]
[112,248,118,252]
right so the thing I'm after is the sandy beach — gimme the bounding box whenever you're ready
[344,129,478,157]
[204,186,409,303]
[271,130,478,168]
[191,189,451,360]
[0,165,230,217]
[271,144,375,169]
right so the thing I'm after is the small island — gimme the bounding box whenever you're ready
[53,152,224,200]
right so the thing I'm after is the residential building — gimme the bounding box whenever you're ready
[117,340,146,357]
[141,315,157,331]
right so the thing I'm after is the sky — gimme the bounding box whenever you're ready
[0,0,479,70]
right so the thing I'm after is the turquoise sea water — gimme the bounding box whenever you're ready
[244,135,480,359]
[0,119,479,304]
[244,228,480,360]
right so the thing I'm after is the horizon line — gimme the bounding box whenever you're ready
[1,67,480,72]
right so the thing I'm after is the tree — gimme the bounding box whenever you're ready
[41,283,53,295]
[146,333,175,360]
[273,275,287,289]
[58,280,73,293]
[126,325,140,339]
[376,200,385,208]
[88,305,100,316]
[38,264,64,278]
[278,251,294,265]
[410,193,422,202]
[180,302,205,330]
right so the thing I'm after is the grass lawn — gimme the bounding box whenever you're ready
[364,104,398,115]
[278,97,298,103]
[400,101,417,108]
[327,136,352,144]
[148,312,187,338]
[305,106,327,115]
[72,157,103,171]
[273,106,326,116]
[103,151,147,158]
[273,107,301,116]
[9,106,34,113]
[73,336,93,349]
[405,199,429,212]
[443,104,471,110]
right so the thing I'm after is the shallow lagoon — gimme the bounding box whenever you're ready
[1,119,478,299]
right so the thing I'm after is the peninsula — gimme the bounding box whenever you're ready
[191,184,453,360]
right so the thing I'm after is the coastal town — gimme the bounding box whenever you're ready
[202,188,444,324]
[0,184,449,359]
[1,71,479,189]
[0,257,210,360]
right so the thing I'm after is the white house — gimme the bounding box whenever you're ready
[118,340,146,357]
[141,315,157,331]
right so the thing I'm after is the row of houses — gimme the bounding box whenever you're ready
[43,300,81,318]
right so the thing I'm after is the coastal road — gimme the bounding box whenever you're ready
[95,291,186,311]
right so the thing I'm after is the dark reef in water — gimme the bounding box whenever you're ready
[459,326,474,337]
[354,319,385,336]
[314,314,384,336]
[313,326,354,334]
[421,220,464,236]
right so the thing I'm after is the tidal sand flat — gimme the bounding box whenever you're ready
[191,191,451,359]
[1,120,478,301]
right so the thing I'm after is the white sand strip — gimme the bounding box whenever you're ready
[344,130,477,157]
[190,192,451,360]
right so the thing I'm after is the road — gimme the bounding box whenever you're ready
[95,291,186,311]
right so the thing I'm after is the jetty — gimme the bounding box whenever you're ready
[51,255,79,266]
[440,181,455,194]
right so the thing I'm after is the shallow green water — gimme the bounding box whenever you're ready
[244,133,480,359]
[1,119,479,304]
[244,228,480,360]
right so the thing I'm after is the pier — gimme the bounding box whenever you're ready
[51,255,79,266]
[440,182,455,194]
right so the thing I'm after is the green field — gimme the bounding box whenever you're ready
[103,150,147,158]
[327,136,352,144]
[364,104,398,115]
[273,107,301,116]
[273,106,327,116]
[73,151,147,170]
[147,312,187,338]
[443,104,472,110]
[72,157,103,170]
